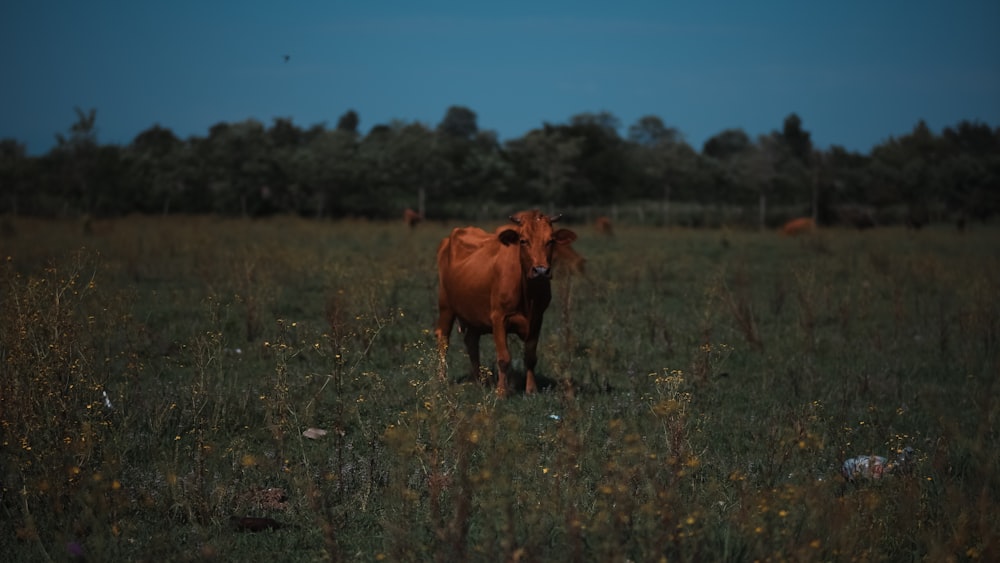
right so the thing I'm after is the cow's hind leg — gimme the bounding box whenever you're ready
[461,325,485,384]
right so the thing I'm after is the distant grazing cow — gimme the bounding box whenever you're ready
[595,216,614,236]
[435,210,579,396]
[403,208,423,229]
[781,217,815,236]
[553,239,586,275]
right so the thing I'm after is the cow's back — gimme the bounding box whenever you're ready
[782,217,815,236]
[437,227,510,330]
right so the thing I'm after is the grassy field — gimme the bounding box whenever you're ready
[1,215,997,562]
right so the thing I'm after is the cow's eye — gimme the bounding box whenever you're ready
[519,238,529,246]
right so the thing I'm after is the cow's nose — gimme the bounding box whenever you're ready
[531,265,550,278]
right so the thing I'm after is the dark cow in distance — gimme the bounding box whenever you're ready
[781,217,815,236]
[435,210,579,396]
[595,216,614,236]
[403,208,423,229]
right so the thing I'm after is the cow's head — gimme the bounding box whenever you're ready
[498,210,577,280]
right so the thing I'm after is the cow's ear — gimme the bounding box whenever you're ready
[498,228,519,246]
[553,229,577,245]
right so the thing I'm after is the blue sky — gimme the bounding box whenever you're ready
[2,1,998,155]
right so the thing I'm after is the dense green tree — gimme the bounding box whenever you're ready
[131,124,181,154]
[505,125,584,206]
[268,117,305,148]
[125,125,183,214]
[353,121,448,217]
[702,128,752,160]
[56,107,98,148]
[51,107,101,214]
[336,110,360,134]
[200,119,278,216]
[942,120,998,156]
[0,106,996,222]
[90,145,129,216]
[570,111,621,136]
[437,106,479,140]
[869,120,945,223]
[938,121,1000,219]
[627,115,682,147]
[744,135,782,228]
[627,116,697,222]
[0,139,29,214]
[435,123,512,213]
[434,108,485,201]
[701,128,755,216]
[818,146,873,225]
[781,113,813,164]
[770,115,817,218]
[292,128,357,217]
[457,133,515,206]
[558,112,629,204]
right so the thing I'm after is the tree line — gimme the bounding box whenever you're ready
[1,106,997,227]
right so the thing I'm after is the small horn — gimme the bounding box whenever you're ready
[508,214,523,225]
[549,213,563,223]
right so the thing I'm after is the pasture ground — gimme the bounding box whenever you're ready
[1,215,997,561]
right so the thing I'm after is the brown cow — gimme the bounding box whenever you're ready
[595,216,614,236]
[403,208,423,228]
[553,239,586,275]
[781,217,815,236]
[435,210,578,396]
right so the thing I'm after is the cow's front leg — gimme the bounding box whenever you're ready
[523,336,539,395]
[509,315,538,395]
[491,315,513,397]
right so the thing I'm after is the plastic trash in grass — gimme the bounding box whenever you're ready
[841,446,915,482]
[302,427,328,439]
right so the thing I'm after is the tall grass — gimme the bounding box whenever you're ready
[1,216,997,561]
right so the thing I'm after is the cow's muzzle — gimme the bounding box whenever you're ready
[529,265,551,279]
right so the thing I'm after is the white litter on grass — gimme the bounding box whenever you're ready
[548,414,561,421]
[841,447,915,482]
[102,391,113,410]
[302,427,328,439]
[841,455,889,481]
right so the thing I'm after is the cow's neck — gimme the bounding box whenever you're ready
[521,276,551,308]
